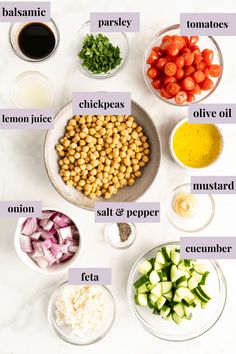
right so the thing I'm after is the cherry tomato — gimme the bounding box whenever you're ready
[165,82,180,96]
[208,64,222,77]
[204,68,210,78]
[167,43,179,56]
[160,87,172,99]
[164,76,176,85]
[172,35,185,50]
[162,35,172,42]
[189,36,199,46]
[160,38,172,51]
[175,90,187,104]
[200,78,214,90]
[182,76,195,91]
[156,58,168,71]
[152,78,162,90]
[187,94,195,103]
[147,67,159,79]
[183,52,194,66]
[181,47,191,54]
[184,66,195,77]
[192,70,205,83]
[175,68,184,80]
[188,83,201,95]
[182,36,190,47]
[191,45,200,53]
[194,53,203,65]
[202,49,214,66]
[196,61,207,71]
[164,62,177,76]
[175,56,185,68]
[147,50,158,64]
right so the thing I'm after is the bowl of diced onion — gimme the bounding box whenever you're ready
[14,207,82,275]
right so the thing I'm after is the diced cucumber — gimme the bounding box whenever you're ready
[134,275,148,289]
[161,281,172,294]
[149,293,158,305]
[154,260,164,271]
[200,271,210,285]
[188,276,198,290]
[184,259,193,268]
[172,312,183,325]
[193,263,206,275]
[164,313,172,321]
[198,285,211,300]
[171,265,181,282]
[201,302,208,309]
[138,260,152,275]
[157,271,163,281]
[173,293,182,302]
[162,246,171,262]
[191,271,202,283]
[170,250,180,265]
[160,305,171,318]
[184,306,193,320]
[162,267,170,281]
[193,288,208,303]
[152,308,160,315]
[193,297,201,307]
[134,294,148,306]
[176,287,190,299]
[147,283,156,291]
[156,251,166,265]
[156,296,166,310]
[176,275,187,287]
[137,284,149,294]
[177,261,186,270]
[184,292,195,305]
[149,270,160,285]
[151,283,162,298]
[163,291,173,301]
[173,303,185,318]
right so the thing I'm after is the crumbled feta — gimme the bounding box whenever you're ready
[55,285,107,336]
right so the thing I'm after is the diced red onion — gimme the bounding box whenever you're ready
[39,219,54,231]
[20,235,33,253]
[57,226,72,240]
[68,245,79,253]
[22,218,37,236]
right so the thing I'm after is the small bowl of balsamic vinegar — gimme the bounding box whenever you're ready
[9,19,60,62]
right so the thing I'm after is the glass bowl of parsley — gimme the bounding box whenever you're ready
[73,21,129,79]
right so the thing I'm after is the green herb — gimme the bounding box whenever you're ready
[78,33,122,74]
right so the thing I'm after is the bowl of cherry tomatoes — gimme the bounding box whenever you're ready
[143,24,223,105]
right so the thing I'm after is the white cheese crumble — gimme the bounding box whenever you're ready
[55,285,107,337]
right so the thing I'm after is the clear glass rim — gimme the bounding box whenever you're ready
[165,183,215,233]
[73,20,129,79]
[9,18,60,62]
[142,24,224,106]
[127,241,227,342]
[48,281,116,345]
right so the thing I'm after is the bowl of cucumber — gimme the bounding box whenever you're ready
[127,241,226,341]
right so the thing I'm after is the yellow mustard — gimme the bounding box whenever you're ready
[173,192,197,218]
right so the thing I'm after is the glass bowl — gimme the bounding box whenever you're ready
[143,24,223,106]
[166,183,215,232]
[48,282,116,345]
[127,241,227,342]
[104,223,137,249]
[73,21,129,79]
[9,19,60,62]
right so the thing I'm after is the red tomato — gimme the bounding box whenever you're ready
[188,83,201,95]
[175,90,187,104]
[164,62,177,76]
[189,36,199,46]
[167,43,179,56]
[182,36,190,47]
[164,76,176,85]
[160,38,172,51]
[182,76,195,91]
[152,78,162,90]
[175,55,185,68]
[208,64,222,77]
[147,67,159,79]
[183,52,194,66]
[160,87,172,99]
[191,45,200,53]
[194,53,203,65]
[196,61,207,71]
[175,68,184,80]
[187,94,195,103]
[165,82,180,96]
[204,68,210,78]
[184,66,195,77]
[162,35,172,42]
[192,70,205,83]
[200,78,214,90]
[156,58,168,71]
[202,49,214,66]
[181,47,191,54]
[146,50,158,64]
[172,35,185,50]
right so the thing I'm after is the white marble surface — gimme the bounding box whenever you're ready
[0,0,236,353]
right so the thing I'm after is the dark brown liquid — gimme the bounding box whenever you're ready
[18,22,56,60]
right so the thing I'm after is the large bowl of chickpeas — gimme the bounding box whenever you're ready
[44,101,161,210]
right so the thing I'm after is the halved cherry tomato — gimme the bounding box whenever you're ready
[196,61,207,71]
[204,68,209,78]
[192,70,205,83]
[191,45,200,52]
[175,55,184,68]
[189,36,199,46]
[181,47,191,54]
[167,43,179,56]
[183,52,194,66]
[188,83,201,95]
[164,76,176,85]
[182,76,195,91]
[152,78,162,90]
[200,78,214,90]
[208,64,222,77]
[160,87,172,99]
[162,35,172,42]
[194,53,203,65]
[147,50,158,64]
[172,35,185,50]
[160,38,172,51]
[202,49,214,66]
[175,68,184,80]
[147,67,159,79]
[164,62,177,76]
[156,58,168,71]
[165,82,180,96]
[182,36,190,47]
[184,66,195,77]
[175,90,187,104]
[187,94,195,103]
